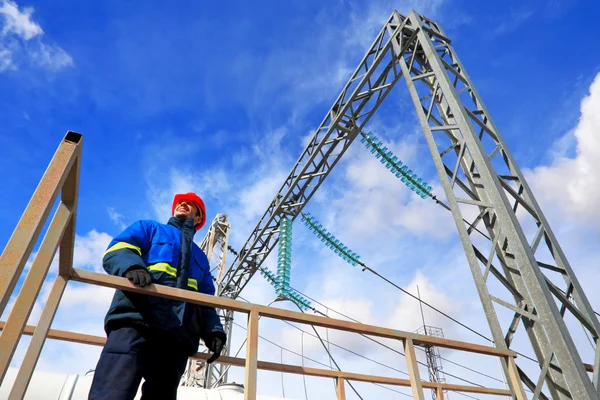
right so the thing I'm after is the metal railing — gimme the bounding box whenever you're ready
[0,132,527,400]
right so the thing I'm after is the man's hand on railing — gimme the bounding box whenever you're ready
[206,333,225,363]
[124,267,152,287]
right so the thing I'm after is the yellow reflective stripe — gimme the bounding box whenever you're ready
[147,263,177,277]
[104,242,142,257]
[147,264,198,290]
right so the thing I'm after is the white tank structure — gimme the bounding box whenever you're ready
[0,368,293,400]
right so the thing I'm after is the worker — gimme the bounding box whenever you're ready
[88,192,226,400]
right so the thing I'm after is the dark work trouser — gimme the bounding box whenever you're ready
[88,326,189,400]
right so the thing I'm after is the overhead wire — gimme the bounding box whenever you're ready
[234,296,364,399]
[553,285,598,349]
[230,320,412,398]
[226,247,505,396]
[287,285,531,396]
[284,297,489,391]
[237,296,486,399]
[228,247,541,397]
[287,239,541,367]
[300,312,364,400]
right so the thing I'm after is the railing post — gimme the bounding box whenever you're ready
[336,377,346,400]
[8,274,69,399]
[436,387,445,399]
[58,136,81,277]
[0,131,82,315]
[0,202,72,384]
[505,356,527,400]
[404,338,426,400]
[244,308,259,400]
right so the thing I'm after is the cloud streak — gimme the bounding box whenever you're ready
[0,0,73,72]
[525,72,600,226]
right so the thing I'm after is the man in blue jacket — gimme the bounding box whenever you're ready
[89,192,226,400]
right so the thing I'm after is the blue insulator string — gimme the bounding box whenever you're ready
[360,131,433,199]
[277,217,293,296]
[301,213,361,267]
[258,265,313,311]
[254,216,312,311]
[359,131,491,238]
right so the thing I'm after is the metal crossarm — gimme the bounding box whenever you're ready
[218,12,416,298]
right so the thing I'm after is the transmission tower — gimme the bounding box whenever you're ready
[415,286,447,400]
[181,214,232,388]
[212,10,599,399]
[416,325,447,400]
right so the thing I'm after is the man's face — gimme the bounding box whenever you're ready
[174,200,202,226]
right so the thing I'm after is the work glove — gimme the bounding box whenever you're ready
[206,333,226,364]
[124,267,152,287]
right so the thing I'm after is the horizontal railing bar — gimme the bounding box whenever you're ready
[69,268,516,357]
[0,321,512,396]
[190,354,513,396]
[69,268,254,313]
[0,321,105,346]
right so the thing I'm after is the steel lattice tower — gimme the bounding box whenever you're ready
[415,286,447,400]
[416,326,447,400]
[210,10,599,399]
[181,214,232,388]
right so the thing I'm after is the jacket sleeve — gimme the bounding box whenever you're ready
[103,220,154,277]
[197,259,226,343]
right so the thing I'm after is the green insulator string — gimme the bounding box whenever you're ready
[360,131,432,199]
[254,216,312,311]
[258,265,312,311]
[301,213,361,267]
[277,216,292,296]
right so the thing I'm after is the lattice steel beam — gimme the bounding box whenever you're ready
[214,9,599,399]
[396,10,599,399]
[218,11,416,300]
[181,214,232,388]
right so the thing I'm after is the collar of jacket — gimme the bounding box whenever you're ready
[167,217,197,235]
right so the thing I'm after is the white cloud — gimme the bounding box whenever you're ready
[493,8,534,36]
[343,0,446,50]
[525,72,600,226]
[73,230,113,273]
[107,206,127,230]
[147,166,233,225]
[0,45,14,71]
[333,132,454,241]
[29,41,73,70]
[1,229,112,324]
[0,0,42,40]
[0,0,72,72]
[58,284,114,325]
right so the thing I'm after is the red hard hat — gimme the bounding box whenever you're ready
[172,192,207,230]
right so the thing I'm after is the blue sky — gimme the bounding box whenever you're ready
[1,0,600,398]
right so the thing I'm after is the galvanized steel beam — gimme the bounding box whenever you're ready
[217,11,414,300]
[397,10,599,399]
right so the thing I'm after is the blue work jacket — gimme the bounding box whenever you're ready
[102,217,225,355]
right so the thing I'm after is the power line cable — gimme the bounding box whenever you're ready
[281,308,486,389]
[345,265,540,365]
[226,247,521,395]
[231,320,412,397]
[235,296,364,399]
[238,295,487,398]
[288,217,543,367]
[287,286,531,395]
